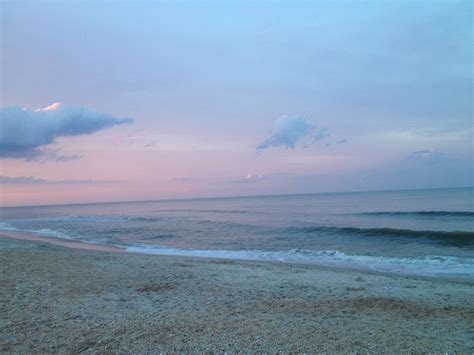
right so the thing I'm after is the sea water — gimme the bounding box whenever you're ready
[1,187,473,279]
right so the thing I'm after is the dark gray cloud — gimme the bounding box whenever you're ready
[257,116,316,150]
[0,175,113,185]
[0,103,133,159]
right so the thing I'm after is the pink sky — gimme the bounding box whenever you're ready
[1,2,472,206]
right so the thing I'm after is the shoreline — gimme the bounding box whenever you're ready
[1,236,474,352]
[1,229,472,284]
[0,229,125,253]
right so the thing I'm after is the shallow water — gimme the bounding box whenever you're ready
[1,187,473,278]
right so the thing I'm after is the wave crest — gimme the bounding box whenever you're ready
[298,226,474,239]
[360,211,474,217]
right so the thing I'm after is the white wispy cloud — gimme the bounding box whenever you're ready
[232,173,266,184]
[379,128,471,143]
[407,149,445,164]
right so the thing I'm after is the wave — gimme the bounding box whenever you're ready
[152,208,254,214]
[3,217,472,242]
[0,222,73,240]
[359,211,474,217]
[126,244,474,279]
[29,228,73,239]
[0,222,19,231]
[2,220,473,279]
[126,217,161,223]
[283,225,474,249]
[6,214,163,223]
[296,226,474,239]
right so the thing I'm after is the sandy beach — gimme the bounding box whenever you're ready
[1,235,473,353]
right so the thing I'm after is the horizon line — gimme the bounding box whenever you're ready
[0,185,472,209]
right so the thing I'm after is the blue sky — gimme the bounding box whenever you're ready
[0,0,472,205]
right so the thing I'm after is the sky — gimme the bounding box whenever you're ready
[0,0,472,206]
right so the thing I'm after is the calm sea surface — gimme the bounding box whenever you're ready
[1,188,473,278]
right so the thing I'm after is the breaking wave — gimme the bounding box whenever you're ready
[126,244,474,278]
[359,211,474,217]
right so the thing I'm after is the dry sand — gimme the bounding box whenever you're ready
[1,236,473,353]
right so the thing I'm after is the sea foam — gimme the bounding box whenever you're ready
[126,244,474,279]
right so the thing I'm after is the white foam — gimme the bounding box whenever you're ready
[29,228,73,240]
[0,222,73,240]
[126,245,474,279]
[0,222,19,231]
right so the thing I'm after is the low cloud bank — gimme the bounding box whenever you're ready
[0,175,112,185]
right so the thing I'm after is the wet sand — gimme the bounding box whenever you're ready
[0,230,125,253]
[1,236,473,352]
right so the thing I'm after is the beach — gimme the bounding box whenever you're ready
[2,0,472,352]
[1,236,473,353]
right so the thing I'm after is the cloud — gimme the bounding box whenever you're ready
[169,176,200,183]
[51,153,82,162]
[257,116,315,150]
[407,149,444,164]
[232,173,266,184]
[0,102,133,159]
[336,138,350,144]
[312,129,330,143]
[380,128,470,143]
[170,174,268,185]
[23,147,83,163]
[0,175,113,185]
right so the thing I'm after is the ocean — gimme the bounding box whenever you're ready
[1,187,473,279]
